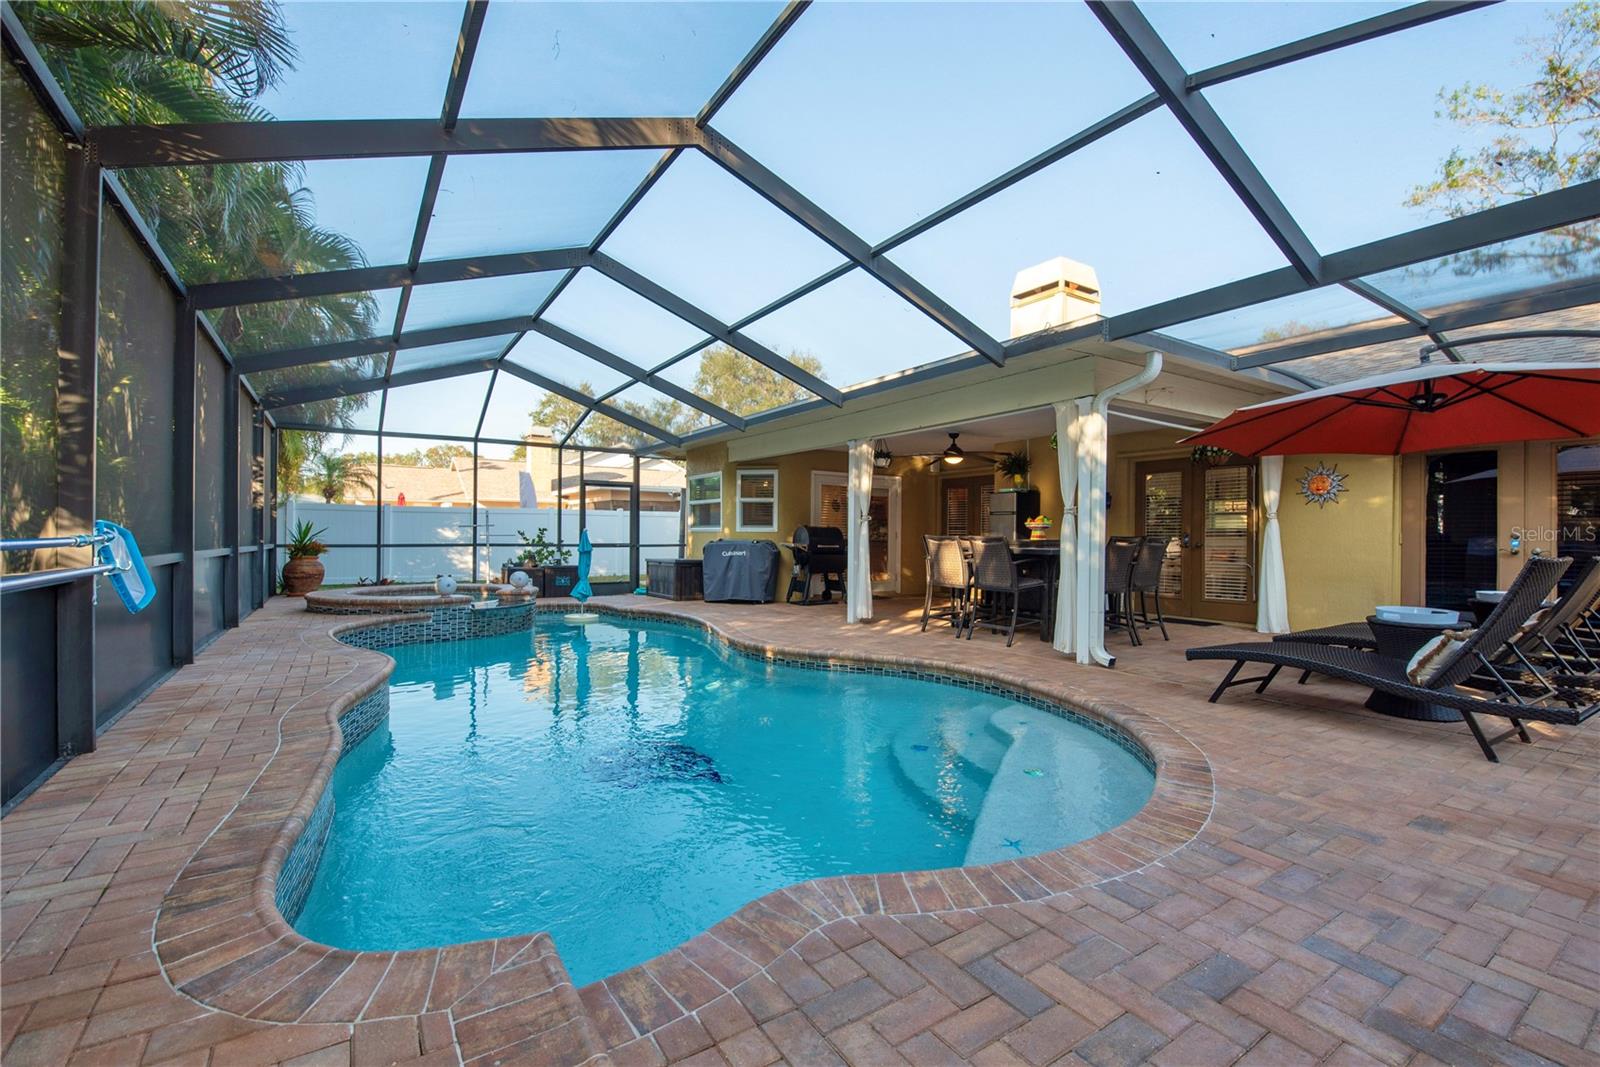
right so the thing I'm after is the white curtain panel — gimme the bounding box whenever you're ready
[1257,454,1290,633]
[1052,401,1079,655]
[846,439,875,623]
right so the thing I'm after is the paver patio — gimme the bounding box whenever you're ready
[2,594,1596,1066]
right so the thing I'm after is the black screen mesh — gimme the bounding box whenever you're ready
[96,213,176,555]
[1,61,64,575]
[195,332,227,551]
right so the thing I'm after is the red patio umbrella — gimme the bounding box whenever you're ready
[1182,361,1600,456]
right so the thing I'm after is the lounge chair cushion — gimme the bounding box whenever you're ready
[1407,628,1474,685]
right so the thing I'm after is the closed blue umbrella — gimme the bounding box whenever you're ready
[571,528,593,605]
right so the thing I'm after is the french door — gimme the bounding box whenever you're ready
[1135,458,1258,623]
[812,472,901,593]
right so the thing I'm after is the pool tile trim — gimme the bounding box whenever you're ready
[147,596,1211,1057]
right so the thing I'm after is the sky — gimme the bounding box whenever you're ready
[239,0,1582,451]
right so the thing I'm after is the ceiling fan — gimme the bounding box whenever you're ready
[882,432,1006,470]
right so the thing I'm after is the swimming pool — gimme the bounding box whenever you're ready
[294,616,1154,985]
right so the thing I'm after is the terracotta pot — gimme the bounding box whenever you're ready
[283,555,325,596]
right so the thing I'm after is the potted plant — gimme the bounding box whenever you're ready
[283,520,330,595]
[997,451,1031,488]
[500,527,572,593]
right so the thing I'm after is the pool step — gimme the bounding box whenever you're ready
[963,705,1088,867]
[889,716,1003,819]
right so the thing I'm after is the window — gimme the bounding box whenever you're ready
[736,468,777,532]
[688,472,722,531]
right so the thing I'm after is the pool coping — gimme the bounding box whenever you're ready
[147,598,1213,1053]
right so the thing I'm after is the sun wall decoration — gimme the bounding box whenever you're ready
[1298,461,1348,507]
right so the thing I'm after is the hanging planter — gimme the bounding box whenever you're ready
[1191,445,1234,467]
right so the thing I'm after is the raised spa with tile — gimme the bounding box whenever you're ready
[289,613,1155,985]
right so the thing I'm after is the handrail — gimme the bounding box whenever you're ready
[1,532,127,595]
[0,563,117,595]
[1,532,116,552]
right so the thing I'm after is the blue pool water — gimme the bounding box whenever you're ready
[294,618,1154,984]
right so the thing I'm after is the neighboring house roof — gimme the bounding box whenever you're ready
[449,457,527,505]
[1246,305,1600,385]
[344,453,684,507]
[351,464,467,506]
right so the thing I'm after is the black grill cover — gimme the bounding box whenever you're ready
[702,539,779,602]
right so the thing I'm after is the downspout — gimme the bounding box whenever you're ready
[1077,351,1163,668]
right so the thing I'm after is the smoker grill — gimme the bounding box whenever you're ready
[785,525,848,605]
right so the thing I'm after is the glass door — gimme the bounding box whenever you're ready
[813,472,901,593]
[1135,458,1257,623]
[1425,451,1498,611]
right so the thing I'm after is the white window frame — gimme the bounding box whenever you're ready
[735,468,779,533]
[687,472,722,531]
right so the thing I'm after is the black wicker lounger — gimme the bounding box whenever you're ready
[1187,557,1599,762]
[1272,621,1377,651]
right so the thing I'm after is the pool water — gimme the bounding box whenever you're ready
[294,618,1153,985]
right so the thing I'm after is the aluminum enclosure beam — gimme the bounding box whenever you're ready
[1106,178,1600,340]
[696,132,1008,365]
[499,361,683,446]
[261,359,499,409]
[698,1,810,126]
[528,321,746,430]
[55,150,102,759]
[873,95,1162,255]
[1186,2,1498,89]
[86,116,704,167]
[1341,279,1459,361]
[589,253,845,405]
[188,247,590,309]
[237,314,535,375]
[1090,1,1324,283]
[1231,278,1600,368]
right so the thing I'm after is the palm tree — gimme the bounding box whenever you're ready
[305,451,375,505]
[13,1,389,503]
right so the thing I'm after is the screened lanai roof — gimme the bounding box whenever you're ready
[8,0,1597,454]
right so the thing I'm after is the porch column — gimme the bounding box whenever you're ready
[845,439,874,623]
[1072,397,1107,665]
[1052,401,1081,656]
[1257,454,1290,632]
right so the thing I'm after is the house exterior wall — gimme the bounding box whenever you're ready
[1278,455,1402,630]
[685,446,936,595]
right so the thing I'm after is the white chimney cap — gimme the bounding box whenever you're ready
[1011,257,1100,305]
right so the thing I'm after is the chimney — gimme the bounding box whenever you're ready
[1009,257,1101,339]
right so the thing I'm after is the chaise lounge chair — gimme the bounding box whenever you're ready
[1186,556,1600,762]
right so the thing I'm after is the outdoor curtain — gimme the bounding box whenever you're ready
[1257,454,1290,633]
[846,439,875,624]
[1052,402,1078,656]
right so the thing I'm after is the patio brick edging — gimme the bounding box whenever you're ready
[148,596,1213,1060]
[149,607,609,1067]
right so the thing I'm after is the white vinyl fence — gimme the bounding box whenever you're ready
[279,502,684,585]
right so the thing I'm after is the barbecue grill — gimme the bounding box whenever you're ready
[785,525,848,605]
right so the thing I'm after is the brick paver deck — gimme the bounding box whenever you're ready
[3,594,1596,1066]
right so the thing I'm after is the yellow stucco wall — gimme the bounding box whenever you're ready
[1277,455,1402,630]
[684,446,937,594]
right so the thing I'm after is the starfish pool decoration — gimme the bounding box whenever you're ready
[1003,838,1025,853]
[1298,461,1348,508]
